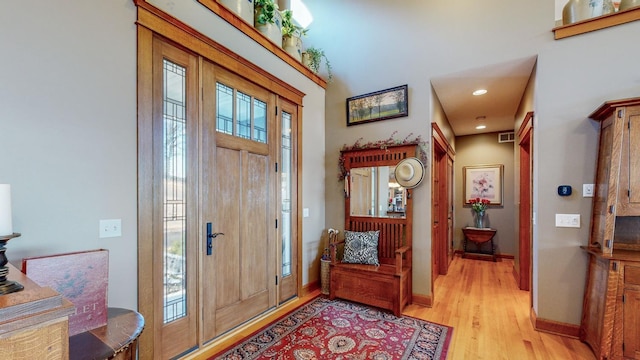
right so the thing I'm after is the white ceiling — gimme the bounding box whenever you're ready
[431,56,537,136]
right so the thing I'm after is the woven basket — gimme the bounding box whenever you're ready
[320,259,331,295]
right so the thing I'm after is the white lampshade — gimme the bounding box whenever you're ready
[0,184,13,236]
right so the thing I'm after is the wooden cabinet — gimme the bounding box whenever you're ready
[623,265,640,359]
[581,97,640,359]
[588,97,640,253]
[581,251,640,359]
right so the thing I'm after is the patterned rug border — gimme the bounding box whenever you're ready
[211,296,453,359]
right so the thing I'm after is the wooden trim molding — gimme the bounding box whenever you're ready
[530,308,581,339]
[454,249,515,260]
[134,0,306,105]
[589,96,640,120]
[196,0,326,88]
[135,0,327,89]
[136,25,155,360]
[553,6,640,40]
[301,280,320,297]
[431,123,455,159]
[411,294,432,308]
[517,111,533,141]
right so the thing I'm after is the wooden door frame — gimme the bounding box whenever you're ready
[517,112,533,292]
[431,123,455,287]
[135,4,306,358]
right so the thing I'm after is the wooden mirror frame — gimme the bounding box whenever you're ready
[342,144,416,261]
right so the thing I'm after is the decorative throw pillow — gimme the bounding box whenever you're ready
[342,230,380,266]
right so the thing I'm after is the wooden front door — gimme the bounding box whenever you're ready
[201,63,276,340]
[138,34,299,358]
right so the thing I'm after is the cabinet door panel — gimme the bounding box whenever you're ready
[618,111,640,216]
[623,288,640,359]
[628,113,640,204]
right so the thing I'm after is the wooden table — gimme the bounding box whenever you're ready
[69,307,144,360]
[462,227,497,261]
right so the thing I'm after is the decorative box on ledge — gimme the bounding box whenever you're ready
[0,263,75,359]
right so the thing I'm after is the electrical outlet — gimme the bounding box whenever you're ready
[99,219,122,238]
[555,214,580,228]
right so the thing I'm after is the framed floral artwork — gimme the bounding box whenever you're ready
[463,164,503,205]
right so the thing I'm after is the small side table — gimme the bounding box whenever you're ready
[69,307,144,360]
[462,227,497,262]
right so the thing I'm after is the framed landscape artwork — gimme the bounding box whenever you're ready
[346,84,408,126]
[463,164,503,205]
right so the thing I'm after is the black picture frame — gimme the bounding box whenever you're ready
[346,84,408,126]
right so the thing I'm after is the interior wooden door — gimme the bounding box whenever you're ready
[431,144,442,283]
[432,123,452,280]
[517,112,533,291]
[201,62,276,340]
[447,156,454,265]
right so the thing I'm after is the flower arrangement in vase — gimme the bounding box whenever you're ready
[469,197,490,228]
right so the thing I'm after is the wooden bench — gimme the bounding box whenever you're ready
[329,145,416,316]
[329,220,412,316]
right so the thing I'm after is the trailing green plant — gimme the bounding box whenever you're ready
[280,9,307,38]
[255,0,278,25]
[303,47,333,81]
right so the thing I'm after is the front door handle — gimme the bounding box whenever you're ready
[206,222,224,256]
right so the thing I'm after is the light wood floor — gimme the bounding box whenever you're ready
[189,255,596,359]
[402,255,595,360]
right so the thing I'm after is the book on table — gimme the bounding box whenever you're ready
[22,249,109,336]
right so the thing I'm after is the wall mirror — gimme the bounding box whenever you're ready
[342,144,417,229]
[349,165,407,218]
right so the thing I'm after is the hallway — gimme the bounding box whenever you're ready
[403,255,595,359]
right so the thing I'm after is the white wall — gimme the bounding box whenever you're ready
[0,0,138,309]
[310,0,640,325]
[534,26,640,323]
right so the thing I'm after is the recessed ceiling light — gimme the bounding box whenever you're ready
[473,89,487,96]
[476,125,487,130]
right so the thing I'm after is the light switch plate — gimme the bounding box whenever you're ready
[555,214,580,228]
[99,219,122,238]
[583,184,594,197]
[303,208,310,218]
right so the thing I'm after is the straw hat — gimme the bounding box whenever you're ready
[394,157,425,189]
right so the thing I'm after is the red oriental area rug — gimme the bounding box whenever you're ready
[212,297,453,360]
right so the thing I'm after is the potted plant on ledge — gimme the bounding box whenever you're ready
[254,0,282,45]
[302,47,333,82]
[280,9,307,61]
